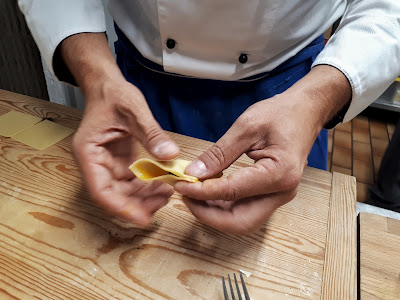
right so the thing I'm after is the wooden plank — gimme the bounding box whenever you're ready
[321,172,357,299]
[353,159,374,185]
[0,89,351,299]
[331,165,352,176]
[360,213,400,300]
[356,182,370,203]
[370,120,389,140]
[332,146,352,169]
[333,130,352,149]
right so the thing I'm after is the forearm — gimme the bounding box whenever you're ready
[60,33,125,95]
[312,0,400,122]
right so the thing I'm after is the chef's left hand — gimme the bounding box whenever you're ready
[174,65,351,235]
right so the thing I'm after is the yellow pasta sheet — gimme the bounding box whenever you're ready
[130,158,198,185]
[12,120,75,150]
[0,110,42,137]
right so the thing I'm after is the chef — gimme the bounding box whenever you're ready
[19,0,400,234]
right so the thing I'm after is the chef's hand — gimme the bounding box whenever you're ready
[175,65,351,235]
[61,33,179,225]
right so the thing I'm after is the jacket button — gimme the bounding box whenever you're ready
[166,38,176,49]
[238,53,248,64]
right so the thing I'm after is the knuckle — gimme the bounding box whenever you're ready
[288,188,298,201]
[144,125,164,144]
[232,222,259,235]
[282,167,302,190]
[226,182,242,201]
[71,133,83,158]
[236,114,258,136]
[205,144,226,168]
[217,177,241,201]
[71,134,78,152]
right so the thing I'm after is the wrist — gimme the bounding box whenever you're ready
[80,69,126,103]
[78,60,125,95]
[60,32,125,95]
[285,65,352,130]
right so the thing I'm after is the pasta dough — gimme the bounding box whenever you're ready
[12,120,75,150]
[129,158,198,185]
[0,110,42,137]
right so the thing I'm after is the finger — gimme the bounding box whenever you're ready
[183,194,285,235]
[133,180,173,198]
[185,120,251,179]
[205,200,233,210]
[176,158,301,201]
[122,99,180,160]
[137,120,180,160]
[139,181,174,214]
[77,161,147,224]
[75,145,172,225]
[117,182,173,224]
[105,137,138,180]
[86,176,152,226]
[96,180,173,225]
[142,195,170,215]
[91,182,172,226]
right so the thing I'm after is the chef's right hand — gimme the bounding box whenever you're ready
[72,80,179,225]
[61,33,179,225]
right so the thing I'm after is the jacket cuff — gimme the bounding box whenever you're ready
[18,0,107,84]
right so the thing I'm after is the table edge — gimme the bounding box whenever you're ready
[321,172,357,299]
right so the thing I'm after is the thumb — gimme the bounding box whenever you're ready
[185,128,249,179]
[131,105,179,160]
[139,120,180,160]
[117,83,180,160]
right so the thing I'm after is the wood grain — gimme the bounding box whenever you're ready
[321,172,357,300]
[0,89,356,299]
[360,213,400,300]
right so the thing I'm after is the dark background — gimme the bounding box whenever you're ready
[0,0,49,100]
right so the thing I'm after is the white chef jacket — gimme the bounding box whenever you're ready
[18,0,400,123]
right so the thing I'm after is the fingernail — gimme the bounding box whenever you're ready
[154,141,179,156]
[186,160,207,177]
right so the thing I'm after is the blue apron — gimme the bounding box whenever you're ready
[114,26,328,170]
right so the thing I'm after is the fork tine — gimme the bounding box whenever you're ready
[227,274,236,300]
[233,273,243,300]
[239,272,251,300]
[222,276,229,300]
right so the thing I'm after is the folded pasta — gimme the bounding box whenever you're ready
[129,158,198,185]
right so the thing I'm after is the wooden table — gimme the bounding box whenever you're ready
[360,212,400,299]
[0,89,357,299]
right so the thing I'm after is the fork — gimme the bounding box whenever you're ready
[222,272,251,300]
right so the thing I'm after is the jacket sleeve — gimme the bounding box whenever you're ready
[18,0,106,81]
[312,0,400,122]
